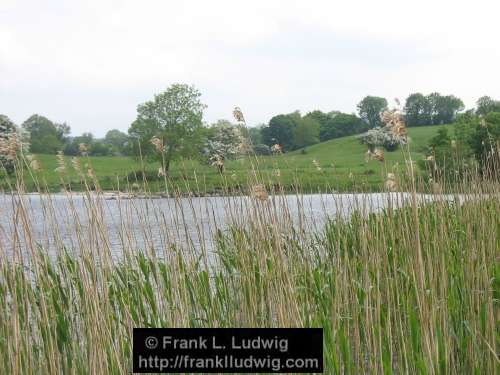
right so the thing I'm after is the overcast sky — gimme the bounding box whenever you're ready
[1,0,499,137]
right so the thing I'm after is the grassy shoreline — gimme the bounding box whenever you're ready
[1,124,452,194]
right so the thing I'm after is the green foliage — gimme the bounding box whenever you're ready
[128,84,206,171]
[419,128,469,181]
[248,125,263,145]
[404,93,464,126]
[7,124,453,193]
[104,129,129,155]
[306,111,368,141]
[468,112,500,176]
[0,188,497,373]
[357,96,388,128]
[63,133,94,156]
[427,93,464,125]
[292,116,320,148]
[262,110,366,152]
[252,144,271,155]
[261,111,300,151]
[404,93,432,126]
[475,96,500,116]
[90,141,113,156]
[419,113,500,181]
[22,114,69,154]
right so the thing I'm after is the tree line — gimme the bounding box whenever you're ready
[0,114,130,157]
[419,110,500,181]
[1,83,500,174]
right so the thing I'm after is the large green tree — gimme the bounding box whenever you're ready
[261,111,301,151]
[306,110,367,141]
[22,114,69,154]
[357,96,388,128]
[476,96,500,116]
[427,93,464,125]
[404,93,432,126]
[292,117,320,148]
[128,84,206,171]
[104,129,129,155]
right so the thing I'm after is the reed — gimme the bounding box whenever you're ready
[0,134,498,374]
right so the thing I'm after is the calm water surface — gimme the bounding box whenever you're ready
[0,192,461,260]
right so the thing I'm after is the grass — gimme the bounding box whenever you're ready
[2,124,452,193]
[1,122,498,373]
[0,173,498,373]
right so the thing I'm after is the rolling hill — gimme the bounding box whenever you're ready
[4,124,452,193]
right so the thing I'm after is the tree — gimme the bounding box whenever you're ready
[0,115,16,135]
[427,93,464,124]
[304,110,332,138]
[248,125,263,146]
[419,112,500,181]
[22,114,69,154]
[204,120,244,172]
[476,96,500,116]
[429,128,451,148]
[468,112,500,177]
[293,117,320,148]
[307,111,367,141]
[253,144,271,155]
[104,129,129,155]
[90,141,112,156]
[128,84,206,171]
[64,133,94,156]
[404,93,432,126]
[419,127,468,182]
[0,115,18,173]
[357,96,388,128]
[357,127,404,152]
[261,112,301,151]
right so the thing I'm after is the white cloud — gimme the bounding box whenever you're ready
[1,0,499,136]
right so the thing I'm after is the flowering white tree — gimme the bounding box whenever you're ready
[357,127,403,151]
[204,120,244,173]
[357,108,408,151]
[0,115,26,174]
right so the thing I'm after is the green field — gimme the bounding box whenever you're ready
[6,124,451,193]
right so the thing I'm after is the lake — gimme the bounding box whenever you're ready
[0,192,464,261]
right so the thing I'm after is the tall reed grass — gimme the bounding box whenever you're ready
[0,149,499,374]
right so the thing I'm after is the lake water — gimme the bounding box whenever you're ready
[0,192,464,260]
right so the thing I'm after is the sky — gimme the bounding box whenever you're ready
[1,0,499,137]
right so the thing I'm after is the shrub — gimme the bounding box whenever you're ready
[357,127,405,151]
[253,144,271,155]
[418,128,472,182]
[126,169,161,182]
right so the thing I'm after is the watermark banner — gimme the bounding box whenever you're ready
[133,328,323,373]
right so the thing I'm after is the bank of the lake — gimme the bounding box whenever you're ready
[0,124,452,193]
